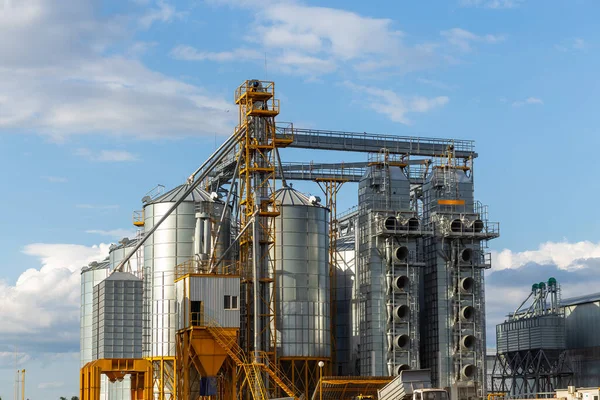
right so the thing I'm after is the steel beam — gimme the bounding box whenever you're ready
[277,127,477,158]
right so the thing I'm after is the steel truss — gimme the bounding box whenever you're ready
[492,349,573,398]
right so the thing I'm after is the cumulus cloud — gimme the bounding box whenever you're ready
[486,240,600,348]
[511,97,543,107]
[0,243,110,354]
[0,0,235,140]
[139,0,186,29]
[75,148,139,162]
[491,240,600,272]
[173,2,449,77]
[343,81,449,124]
[441,28,505,52]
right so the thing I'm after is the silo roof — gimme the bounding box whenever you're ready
[562,292,600,307]
[105,271,141,281]
[274,186,323,207]
[81,257,110,273]
[147,184,216,204]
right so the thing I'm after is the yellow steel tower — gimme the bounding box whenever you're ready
[235,80,291,398]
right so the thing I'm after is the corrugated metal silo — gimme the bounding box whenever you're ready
[142,184,230,398]
[109,235,144,278]
[273,186,330,398]
[81,259,111,400]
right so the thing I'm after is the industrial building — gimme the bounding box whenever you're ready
[491,281,600,398]
[79,79,499,400]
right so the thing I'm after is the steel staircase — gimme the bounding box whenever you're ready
[206,320,302,399]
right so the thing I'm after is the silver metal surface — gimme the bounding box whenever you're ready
[109,235,144,278]
[92,272,143,359]
[273,186,330,358]
[143,185,230,359]
[176,276,241,329]
[81,259,110,366]
[356,160,421,377]
[496,315,566,353]
[276,127,477,158]
[421,165,497,399]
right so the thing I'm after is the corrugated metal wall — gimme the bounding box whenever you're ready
[563,301,600,387]
[176,276,240,328]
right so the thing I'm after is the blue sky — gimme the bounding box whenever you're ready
[0,0,599,398]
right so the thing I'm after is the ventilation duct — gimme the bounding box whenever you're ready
[393,305,410,322]
[392,276,409,292]
[461,364,476,380]
[460,277,475,294]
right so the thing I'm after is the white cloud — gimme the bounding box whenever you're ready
[485,240,600,348]
[512,96,543,107]
[343,81,449,124]
[76,148,139,162]
[0,243,110,346]
[171,46,263,62]
[174,2,440,77]
[139,0,185,29]
[42,176,68,183]
[0,0,235,140]
[441,28,505,52]
[492,240,600,272]
[460,0,524,9]
[86,229,137,239]
[38,381,65,389]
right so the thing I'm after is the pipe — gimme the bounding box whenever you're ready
[114,128,244,273]
[208,149,242,272]
[252,214,261,364]
[194,213,203,259]
[201,213,211,257]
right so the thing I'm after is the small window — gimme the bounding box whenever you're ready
[224,295,239,310]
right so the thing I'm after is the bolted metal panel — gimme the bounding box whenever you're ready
[143,184,230,359]
[81,260,110,366]
[496,315,566,353]
[92,272,143,360]
[273,186,331,358]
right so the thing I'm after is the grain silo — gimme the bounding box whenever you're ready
[273,185,330,399]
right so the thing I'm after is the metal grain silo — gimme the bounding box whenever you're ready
[109,236,144,278]
[142,183,230,392]
[80,259,110,400]
[273,186,330,398]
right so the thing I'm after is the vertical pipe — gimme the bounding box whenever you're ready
[202,213,211,258]
[21,370,25,400]
[194,212,203,260]
[252,215,260,364]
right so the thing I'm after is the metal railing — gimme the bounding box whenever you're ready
[175,258,238,280]
[276,127,476,158]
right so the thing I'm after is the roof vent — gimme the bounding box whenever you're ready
[141,195,152,204]
[210,192,219,201]
[309,195,321,205]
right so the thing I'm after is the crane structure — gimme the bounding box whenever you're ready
[80,78,498,400]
